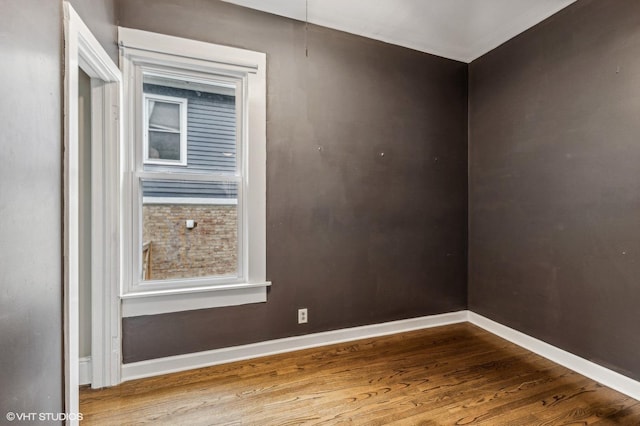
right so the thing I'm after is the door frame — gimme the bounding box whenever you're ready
[63,1,122,419]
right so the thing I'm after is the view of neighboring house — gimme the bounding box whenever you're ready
[141,81,239,281]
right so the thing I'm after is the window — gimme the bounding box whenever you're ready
[119,28,269,316]
[143,92,187,166]
[140,73,241,284]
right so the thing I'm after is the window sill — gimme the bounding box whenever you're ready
[121,282,271,317]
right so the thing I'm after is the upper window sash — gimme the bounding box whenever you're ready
[138,67,244,177]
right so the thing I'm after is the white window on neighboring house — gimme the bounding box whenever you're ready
[119,27,269,317]
[143,92,187,166]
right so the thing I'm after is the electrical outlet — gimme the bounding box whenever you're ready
[298,308,308,324]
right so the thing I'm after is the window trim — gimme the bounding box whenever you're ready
[143,92,188,166]
[119,27,269,316]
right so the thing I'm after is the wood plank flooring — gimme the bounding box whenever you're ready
[80,323,640,425]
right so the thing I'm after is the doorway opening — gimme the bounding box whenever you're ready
[63,2,122,420]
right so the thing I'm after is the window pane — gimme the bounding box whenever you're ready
[148,100,180,132]
[141,180,239,281]
[143,74,237,173]
[148,131,181,161]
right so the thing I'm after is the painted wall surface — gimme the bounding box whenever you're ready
[69,0,119,62]
[469,0,640,380]
[118,0,468,363]
[79,68,92,359]
[0,0,63,415]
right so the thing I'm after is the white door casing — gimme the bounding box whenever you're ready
[63,2,122,421]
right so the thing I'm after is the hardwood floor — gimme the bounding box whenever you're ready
[80,323,640,425]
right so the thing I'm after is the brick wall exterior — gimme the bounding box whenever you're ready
[143,204,237,280]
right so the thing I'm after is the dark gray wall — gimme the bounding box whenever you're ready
[69,0,119,62]
[0,0,64,415]
[469,0,640,380]
[118,0,468,363]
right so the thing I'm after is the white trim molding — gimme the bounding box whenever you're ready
[64,2,122,420]
[122,282,271,317]
[121,311,468,381]
[120,310,640,402]
[468,312,640,401]
[79,357,92,386]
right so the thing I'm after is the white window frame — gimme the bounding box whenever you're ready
[136,69,245,291]
[119,27,269,317]
[142,196,238,205]
[143,92,188,166]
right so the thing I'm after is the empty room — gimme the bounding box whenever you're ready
[1,0,639,424]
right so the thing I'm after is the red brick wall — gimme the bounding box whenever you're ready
[142,204,237,280]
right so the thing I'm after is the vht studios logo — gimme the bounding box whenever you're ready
[6,412,83,422]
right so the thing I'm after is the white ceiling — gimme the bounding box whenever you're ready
[221,0,576,63]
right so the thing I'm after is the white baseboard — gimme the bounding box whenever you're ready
[121,310,468,382]
[468,312,640,401]
[119,310,640,402]
[79,356,92,386]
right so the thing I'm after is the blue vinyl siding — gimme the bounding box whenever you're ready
[143,83,237,199]
[142,180,237,199]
